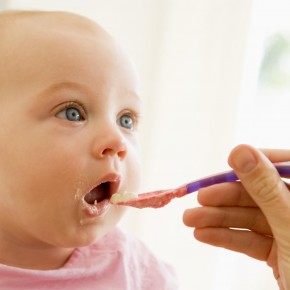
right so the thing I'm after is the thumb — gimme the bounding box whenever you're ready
[228,144,290,229]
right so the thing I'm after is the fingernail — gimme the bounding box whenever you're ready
[231,147,258,173]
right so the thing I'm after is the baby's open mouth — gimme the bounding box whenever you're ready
[80,174,120,218]
[84,182,111,205]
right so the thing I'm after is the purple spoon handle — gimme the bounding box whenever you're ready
[185,164,290,194]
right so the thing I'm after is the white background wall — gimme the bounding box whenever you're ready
[2,0,287,289]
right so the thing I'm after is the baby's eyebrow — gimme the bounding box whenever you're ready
[38,81,91,96]
[35,81,98,104]
[36,80,142,105]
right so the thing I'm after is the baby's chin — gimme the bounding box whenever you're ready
[73,207,126,246]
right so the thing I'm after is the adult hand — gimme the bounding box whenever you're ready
[183,144,290,290]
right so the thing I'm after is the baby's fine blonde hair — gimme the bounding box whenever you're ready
[0,9,106,36]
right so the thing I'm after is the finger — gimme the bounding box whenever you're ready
[260,148,290,179]
[197,182,257,207]
[183,206,272,235]
[260,148,290,163]
[228,144,290,232]
[194,227,273,261]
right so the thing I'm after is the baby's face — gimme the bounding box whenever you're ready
[0,13,141,248]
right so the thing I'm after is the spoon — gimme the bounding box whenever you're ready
[110,164,290,209]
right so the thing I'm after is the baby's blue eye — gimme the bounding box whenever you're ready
[56,104,85,122]
[66,108,82,121]
[119,114,133,129]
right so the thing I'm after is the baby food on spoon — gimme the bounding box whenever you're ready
[110,191,138,204]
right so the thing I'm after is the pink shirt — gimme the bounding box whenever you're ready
[0,227,178,289]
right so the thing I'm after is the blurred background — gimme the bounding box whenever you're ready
[1,0,290,289]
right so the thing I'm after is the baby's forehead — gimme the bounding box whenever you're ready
[0,10,116,72]
[0,10,129,95]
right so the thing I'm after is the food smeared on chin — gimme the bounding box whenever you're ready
[110,191,138,204]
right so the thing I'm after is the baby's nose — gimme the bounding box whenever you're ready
[91,125,127,160]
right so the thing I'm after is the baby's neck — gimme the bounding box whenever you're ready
[0,240,74,270]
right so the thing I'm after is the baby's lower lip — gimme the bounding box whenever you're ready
[81,198,111,218]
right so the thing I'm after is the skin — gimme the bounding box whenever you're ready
[0,11,141,270]
[183,144,290,289]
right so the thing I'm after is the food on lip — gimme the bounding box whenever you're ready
[110,191,138,204]
[81,198,111,220]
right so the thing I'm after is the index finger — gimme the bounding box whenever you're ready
[197,182,257,207]
[261,148,290,164]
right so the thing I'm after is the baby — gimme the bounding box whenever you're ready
[0,10,177,289]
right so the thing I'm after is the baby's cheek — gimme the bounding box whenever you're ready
[104,205,127,232]
[127,154,141,191]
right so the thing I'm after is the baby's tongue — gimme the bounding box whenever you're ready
[84,186,105,204]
